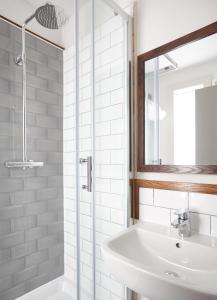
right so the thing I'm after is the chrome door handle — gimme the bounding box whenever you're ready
[80,156,92,192]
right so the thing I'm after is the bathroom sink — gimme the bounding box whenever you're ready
[102,222,217,300]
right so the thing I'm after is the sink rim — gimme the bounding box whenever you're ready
[102,222,217,297]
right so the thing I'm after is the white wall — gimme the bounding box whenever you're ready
[136,0,217,55]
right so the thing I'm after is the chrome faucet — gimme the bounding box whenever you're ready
[171,209,191,237]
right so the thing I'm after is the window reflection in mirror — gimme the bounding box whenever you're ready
[144,33,217,165]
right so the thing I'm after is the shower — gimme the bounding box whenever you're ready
[5,3,68,169]
[0,0,131,299]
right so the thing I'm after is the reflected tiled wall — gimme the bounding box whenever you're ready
[0,19,63,299]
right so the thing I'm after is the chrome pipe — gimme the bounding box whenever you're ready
[22,24,27,162]
[24,13,35,26]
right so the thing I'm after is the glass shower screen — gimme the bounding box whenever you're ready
[64,1,131,299]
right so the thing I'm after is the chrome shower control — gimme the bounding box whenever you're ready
[4,160,44,169]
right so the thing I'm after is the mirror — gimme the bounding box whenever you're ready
[137,22,217,173]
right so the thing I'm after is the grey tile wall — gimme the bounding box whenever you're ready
[0,19,64,299]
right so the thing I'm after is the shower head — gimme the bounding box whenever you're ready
[16,2,68,66]
[35,3,59,29]
[25,3,68,29]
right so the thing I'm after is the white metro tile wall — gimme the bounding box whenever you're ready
[139,188,153,205]
[139,188,217,236]
[211,216,217,237]
[92,13,128,299]
[190,212,211,236]
[140,204,171,226]
[154,189,188,209]
[189,193,217,215]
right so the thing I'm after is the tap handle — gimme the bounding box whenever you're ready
[174,208,189,220]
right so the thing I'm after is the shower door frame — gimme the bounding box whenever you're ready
[74,1,133,299]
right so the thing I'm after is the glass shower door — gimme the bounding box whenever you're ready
[78,1,94,298]
[63,1,77,299]
[76,0,131,299]
[94,2,130,300]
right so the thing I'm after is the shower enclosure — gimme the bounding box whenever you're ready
[0,0,132,299]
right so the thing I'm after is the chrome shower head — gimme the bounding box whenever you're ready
[25,2,68,29]
[35,3,58,29]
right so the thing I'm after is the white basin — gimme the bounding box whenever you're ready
[102,222,217,300]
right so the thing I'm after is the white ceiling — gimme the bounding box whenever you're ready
[25,0,74,12]
[0,0,127,49]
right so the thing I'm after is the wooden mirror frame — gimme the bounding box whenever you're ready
[137,21,217,174]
